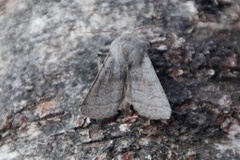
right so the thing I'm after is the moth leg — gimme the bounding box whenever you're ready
[97,52,107,71]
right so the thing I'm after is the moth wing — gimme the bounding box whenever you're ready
[127,53,171,120]
[81,55,125,119]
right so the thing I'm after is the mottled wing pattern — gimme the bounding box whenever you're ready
[81,55,125,119]
[127,53,171,120]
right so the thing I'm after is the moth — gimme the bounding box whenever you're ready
[81,34,171,120]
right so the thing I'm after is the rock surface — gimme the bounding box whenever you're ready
[0,0,240,159]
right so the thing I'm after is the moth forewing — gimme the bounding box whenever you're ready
[127,53,171,120]
[81,54,125,119]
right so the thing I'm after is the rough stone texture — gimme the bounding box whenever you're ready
[0,0,240,159]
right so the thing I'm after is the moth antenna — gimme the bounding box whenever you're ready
[79,29,120,35]
[130,24,162,33]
